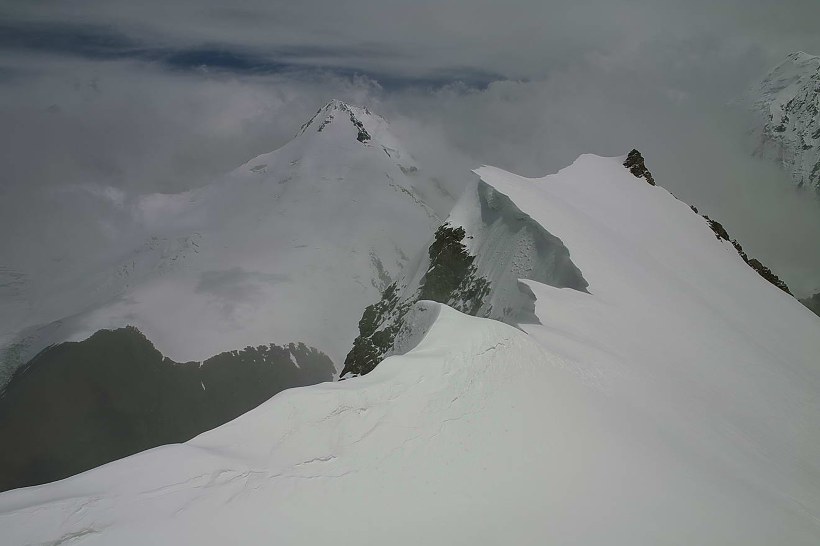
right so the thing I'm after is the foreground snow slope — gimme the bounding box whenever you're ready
[2,154,820,544]
[0,101,443,375]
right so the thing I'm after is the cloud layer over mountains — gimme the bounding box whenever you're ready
[2,0,820,294]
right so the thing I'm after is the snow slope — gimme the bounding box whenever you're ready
[340,177,588,377]
[0,101,445,377]
[753,51,820,190]
[2,154,820,544]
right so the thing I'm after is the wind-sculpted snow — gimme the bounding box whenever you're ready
[753,51,820,191]
[341,178,587,377]
[3,154,820,544]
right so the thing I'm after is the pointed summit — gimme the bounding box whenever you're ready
[296,99,387,144]
[237,99,415,180]
[784,51,820,66]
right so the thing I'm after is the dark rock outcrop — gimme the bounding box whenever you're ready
[624,150,792,296]
[341,181,588,379]
[700,214,792,295]
[341,223,490,378]
[348,110,371,142]
[0,327,333,492]
[624,149,656,186]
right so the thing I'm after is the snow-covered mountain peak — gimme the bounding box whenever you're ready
[752,51,820,190]
[228,99,415,182]
[783,51,820,68]
[295,99,391,147]
[757,52,819,106]
[0,101,447,379]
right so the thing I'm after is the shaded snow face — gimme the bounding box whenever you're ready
[341,178,588,377]
[0,326,334,492]
[473,180,589,311]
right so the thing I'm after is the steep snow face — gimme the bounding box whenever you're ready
[341,178,588,376]
[3,154,820,544]
[753,51,820,190]
[0,101,445,377]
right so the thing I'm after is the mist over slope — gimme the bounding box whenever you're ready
[0,100,447,382]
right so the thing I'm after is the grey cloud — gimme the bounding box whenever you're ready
[3,1,818,80]
[195,268,290,317]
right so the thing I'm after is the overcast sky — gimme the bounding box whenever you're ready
[2,0,820,294]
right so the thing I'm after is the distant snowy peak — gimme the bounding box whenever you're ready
[294,99,406,154]
[0,99,449,380]
[298,100,375,141]
[233,99,420,184]
[753,51,820,190]
[757,52,820,107]
[623,149,655,186]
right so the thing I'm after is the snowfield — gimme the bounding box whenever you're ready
[2,154,820,544]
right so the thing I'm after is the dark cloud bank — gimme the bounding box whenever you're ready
[2,0,820,294]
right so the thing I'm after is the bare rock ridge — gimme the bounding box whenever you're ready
[689,208,792,295]
[624,147,792,296]
[341,223,491,377]
[298,99,372,142]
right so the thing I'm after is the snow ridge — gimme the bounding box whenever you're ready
[297,100,380,144]
[3,153,820,544]
[340,176,588,378]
